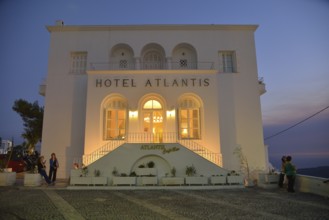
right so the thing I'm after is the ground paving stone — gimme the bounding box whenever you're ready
[1,186,329,220]
[0,188,65,220]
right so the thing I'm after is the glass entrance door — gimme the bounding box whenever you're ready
[142,99,164,143]
[143,110,163,143]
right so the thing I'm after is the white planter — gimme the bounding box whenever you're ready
[4,168,13,172]
[92,177,107,186]
[210,176,227,185]
[0,172,16,186]
[70,169,82,177]
[162,177,184,186]
[70,169,93,185]
[141,176,158,186]
[70,176,92,185]
[227,176,244,185]
[258,173,279,185]
[24,173,42,186]
[135,168,157,176]
[185,176,208,185]
[113,176,136,186]
[258,173,266,184]
[265,174,279,184]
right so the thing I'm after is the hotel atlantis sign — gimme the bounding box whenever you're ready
[95,77,210,88]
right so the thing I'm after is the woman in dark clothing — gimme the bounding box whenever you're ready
[49,153,59,182]
[37,156,52,185]
[278,156,286,188]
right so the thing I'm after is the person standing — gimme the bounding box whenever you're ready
[284,156,296,193]
[37,156,52,185]
[278,156,286,188]
[49,153,59,183]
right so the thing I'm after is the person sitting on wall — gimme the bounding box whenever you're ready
[284,156,296,193]
[37,156,52,185]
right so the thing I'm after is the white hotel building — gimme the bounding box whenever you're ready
[40,23,268,183]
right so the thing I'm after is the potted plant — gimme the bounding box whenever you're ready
[227,170,244,185]
[162,166,184,186]
[24,165,42,186]
[135,161,157,176]
[0,167,16,186]
[112,168,136,186]
[234,146,253,186]
[92,169,107,186]
[70,164,92,186]
[185,165,196,177]
[0,170,16,186]
[147,161,155,168]
[0,149,17,186]
[185,165,208,185]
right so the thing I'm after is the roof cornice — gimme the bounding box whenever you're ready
[46,24,258,33]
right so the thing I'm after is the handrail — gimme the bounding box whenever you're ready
[82,140,125,165]
[81,132,222,166]
[178,139,222,166]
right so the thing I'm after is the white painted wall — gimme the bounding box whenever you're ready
[41,25,266,178]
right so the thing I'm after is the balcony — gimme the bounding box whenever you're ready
[89,61,214,71]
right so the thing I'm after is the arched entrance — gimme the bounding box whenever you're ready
[142,99,164,143]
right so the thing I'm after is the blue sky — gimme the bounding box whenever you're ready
[0,0,328,169]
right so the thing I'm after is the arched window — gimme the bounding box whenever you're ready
[143,51,164,69]
[142,98,164,143]
[103,98,127,140]
[143,100,162,109]
[141,43,165,70]
[178,97,201,139]
[172,43,197,69]
[142,99,163,131]
[110,44,134,70]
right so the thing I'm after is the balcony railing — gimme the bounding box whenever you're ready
[82,140,125,166]
[81,132,221,166]
[89,61,214,71]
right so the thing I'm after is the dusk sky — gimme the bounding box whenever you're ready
[1,0,328,169]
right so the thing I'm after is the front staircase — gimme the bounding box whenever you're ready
[81,132,222,167]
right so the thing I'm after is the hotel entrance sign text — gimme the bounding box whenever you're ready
[95,77,210,88]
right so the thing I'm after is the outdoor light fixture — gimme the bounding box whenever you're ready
[129,111,138,118]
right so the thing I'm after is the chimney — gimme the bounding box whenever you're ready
[55,20,64,26]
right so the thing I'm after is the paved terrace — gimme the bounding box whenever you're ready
[1,175,329,220]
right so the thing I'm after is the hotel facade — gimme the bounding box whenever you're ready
[40,23,268,183]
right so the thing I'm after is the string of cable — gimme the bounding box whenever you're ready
[264,105,329,141]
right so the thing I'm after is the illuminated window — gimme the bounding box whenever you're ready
[104,99,126,140]
[142,99,163,143]
[178,98,201,139]
[143,100,162,109]
[70,51,87,74]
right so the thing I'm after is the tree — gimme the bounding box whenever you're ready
[12,99,43,153]
[233,146,250,179]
